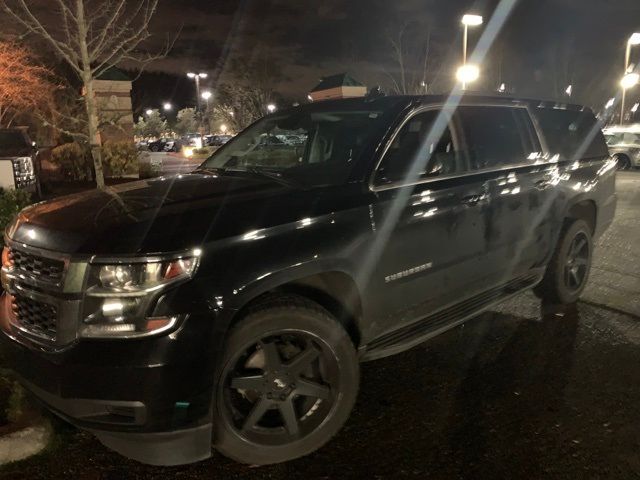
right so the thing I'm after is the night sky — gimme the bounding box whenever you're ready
[6,0,640,115]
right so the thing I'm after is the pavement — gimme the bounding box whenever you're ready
[1,172,639,479]
[141,152,203,176]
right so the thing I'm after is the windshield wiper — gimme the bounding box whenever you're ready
[225,167,305,189]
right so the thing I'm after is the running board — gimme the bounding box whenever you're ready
[362,274,540,361]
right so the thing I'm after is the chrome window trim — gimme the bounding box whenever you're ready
[369,101,551,193]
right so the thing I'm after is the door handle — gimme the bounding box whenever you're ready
[534,179,550,190]
[462,194,483,206]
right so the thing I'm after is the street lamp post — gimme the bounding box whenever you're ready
[187,72,208,145]
[621,33,640,125]
[202,91,212,134]
[460,14,483,90]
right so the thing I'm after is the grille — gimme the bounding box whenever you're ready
[11,295,58,341]
[9,248,65,283]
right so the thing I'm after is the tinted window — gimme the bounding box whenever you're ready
[533,108,609,160]
[375,110,461,185]
[457,106,531,170]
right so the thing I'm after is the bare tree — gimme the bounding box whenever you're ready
[3,0,168,189]
[210,55,282,132]
[0,42,58,127]
[385,22,432,95]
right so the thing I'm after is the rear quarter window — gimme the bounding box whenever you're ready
[533,108,609,160]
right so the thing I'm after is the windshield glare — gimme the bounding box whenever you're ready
[200,110,386,187]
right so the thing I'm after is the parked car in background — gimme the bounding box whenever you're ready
[205,134,233,147]
[147,138,169,152]
[0,95,616,467]
[0,129,38,192]
[603,125,640,169]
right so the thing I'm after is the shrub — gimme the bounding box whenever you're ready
[50,142,91,180]
[101,141,139,177]
[0,188,31,245]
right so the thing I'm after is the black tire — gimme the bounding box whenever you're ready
[150,145,160,152]
[614,154,631,170]
[534,219,593,304]
[213,295,359,465]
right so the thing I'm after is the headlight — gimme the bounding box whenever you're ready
[80,250,201,338]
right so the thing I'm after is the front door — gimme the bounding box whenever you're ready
[364,108,492,339]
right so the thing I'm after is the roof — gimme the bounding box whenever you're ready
[96,67,131,82]
[310,73,365,92]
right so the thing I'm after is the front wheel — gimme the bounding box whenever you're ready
[534,219,593,304]
[614,154,631,170]
[214,295,359,465]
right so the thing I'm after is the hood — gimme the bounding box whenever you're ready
[8,172,351,255]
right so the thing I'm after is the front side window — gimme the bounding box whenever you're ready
[375,109,460,185]
[457,106,531,170]
[200,109,388,187]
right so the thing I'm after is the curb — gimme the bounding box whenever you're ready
[0,421,51,466]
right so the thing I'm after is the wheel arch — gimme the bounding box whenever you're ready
[231,270,364,347]
[566,199,597,234]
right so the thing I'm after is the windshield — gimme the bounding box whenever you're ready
[0,131,28,150]
[199,109,389,187]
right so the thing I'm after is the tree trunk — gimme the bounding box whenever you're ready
[76,0,105,189]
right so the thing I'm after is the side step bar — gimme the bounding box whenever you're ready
[362,274,540,361]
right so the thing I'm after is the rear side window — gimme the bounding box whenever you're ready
[533,108,609,160]
[457,106,534,170]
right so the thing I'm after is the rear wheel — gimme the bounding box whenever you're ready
[534,219,593,304]
[214,295,359,465]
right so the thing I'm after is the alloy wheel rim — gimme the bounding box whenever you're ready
[221,331,338,446]
[564,231,590,291]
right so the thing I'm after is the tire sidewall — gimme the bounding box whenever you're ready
[213,304,359,465]
[551,220,593,304]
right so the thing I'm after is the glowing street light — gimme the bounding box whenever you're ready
[220,124,228,134]
[621,33,640,124]
[456,64,480,86]
[201,91,212,101]
[163,102,172,111]
[605,97,615,109]
[461,14,483,26]
[267,103,276,113]
[186,72,208,112]
[632,103,639,113]
[145,109,153,116]
[565,84,573,97]
[460,14,483,90]
[498,83,506,93]
[621,72,640,90]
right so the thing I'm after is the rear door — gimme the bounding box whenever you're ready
[455,105,554,286]
[366,108,493,338]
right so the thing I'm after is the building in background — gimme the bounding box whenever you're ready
[90,67,134,142]
[308,73,367,102]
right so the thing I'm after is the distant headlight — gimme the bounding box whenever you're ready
[80,250,201,338]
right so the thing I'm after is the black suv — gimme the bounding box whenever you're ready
[0,95,616,466]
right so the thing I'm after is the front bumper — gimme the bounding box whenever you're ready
[0,302,230,465]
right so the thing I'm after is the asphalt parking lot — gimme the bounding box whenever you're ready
[1,172,639,480]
